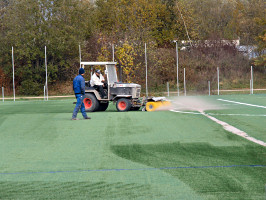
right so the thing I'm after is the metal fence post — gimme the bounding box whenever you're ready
[251,66,253,94]
[12,46,15,101]
[45,46,48,101]
[250,80,252,94]
[167,82,169,97]
[175,42,179,96]
[208,81,211,96]
[44,86,46,101]
[2,87,4,102]
[217,67,219,95]
[79,44,81,68]
[112,44,115,62]
[184,68,186,96]
[145,43,148,97]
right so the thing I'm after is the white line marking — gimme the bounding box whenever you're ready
[170,110,201,115]
[218,99,266,109]
[200,112,266,147]
[207,113,266,117]
[170,110,266,117]
[170,109,266,146]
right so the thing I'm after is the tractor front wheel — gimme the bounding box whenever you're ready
[116,98,131,112]
[83,93,99,112]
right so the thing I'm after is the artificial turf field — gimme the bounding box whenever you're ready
[0,94,265,200]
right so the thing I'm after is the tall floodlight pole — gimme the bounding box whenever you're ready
[112,44,115,62]
[145,43,148,97]
[217,67,219,95]
[12,46,15,101]
[176,3,192,47]
[175,41,179,96]
[45,46,48,100]
[251,66,253,94]
[79,44,81,68]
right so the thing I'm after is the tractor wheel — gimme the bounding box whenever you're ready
[83,93,99,112]
[116,98,132,112]
[98,102,109,111]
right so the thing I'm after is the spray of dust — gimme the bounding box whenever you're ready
[156,96,226,112]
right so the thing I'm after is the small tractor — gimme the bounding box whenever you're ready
[81,62,142,112]
[80,61,171,112]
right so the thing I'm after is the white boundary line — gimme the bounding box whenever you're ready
[218,99,266,109]
[170,110,201,115]
[207,113,266,117]
[200,112,266,147]
[170,109,266,146]
[170,110,266,117]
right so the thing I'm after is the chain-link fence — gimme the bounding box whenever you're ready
[1,44,265,101]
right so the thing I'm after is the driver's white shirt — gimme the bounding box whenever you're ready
[91,73,105,86]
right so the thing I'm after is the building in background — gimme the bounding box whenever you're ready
[180,38,264,59]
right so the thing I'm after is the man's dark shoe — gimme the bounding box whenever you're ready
[71,118,79,120]
[84,116,91,120]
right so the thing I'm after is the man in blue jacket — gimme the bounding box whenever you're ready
[72,68,91,120]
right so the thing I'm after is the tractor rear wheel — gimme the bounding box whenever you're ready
[83,93,99,112]
[116,98,131,112]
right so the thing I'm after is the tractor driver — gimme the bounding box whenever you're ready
[91,69,107,99]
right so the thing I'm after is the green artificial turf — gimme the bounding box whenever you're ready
[0,181,158,199]
[0,95,265,199]
[111,143,266,200]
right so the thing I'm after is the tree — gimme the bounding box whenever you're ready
[115,40,139,82]
[177,0,237,40]
[232,0,265,45]
[0,0,94,95]
[95,0,177,46]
